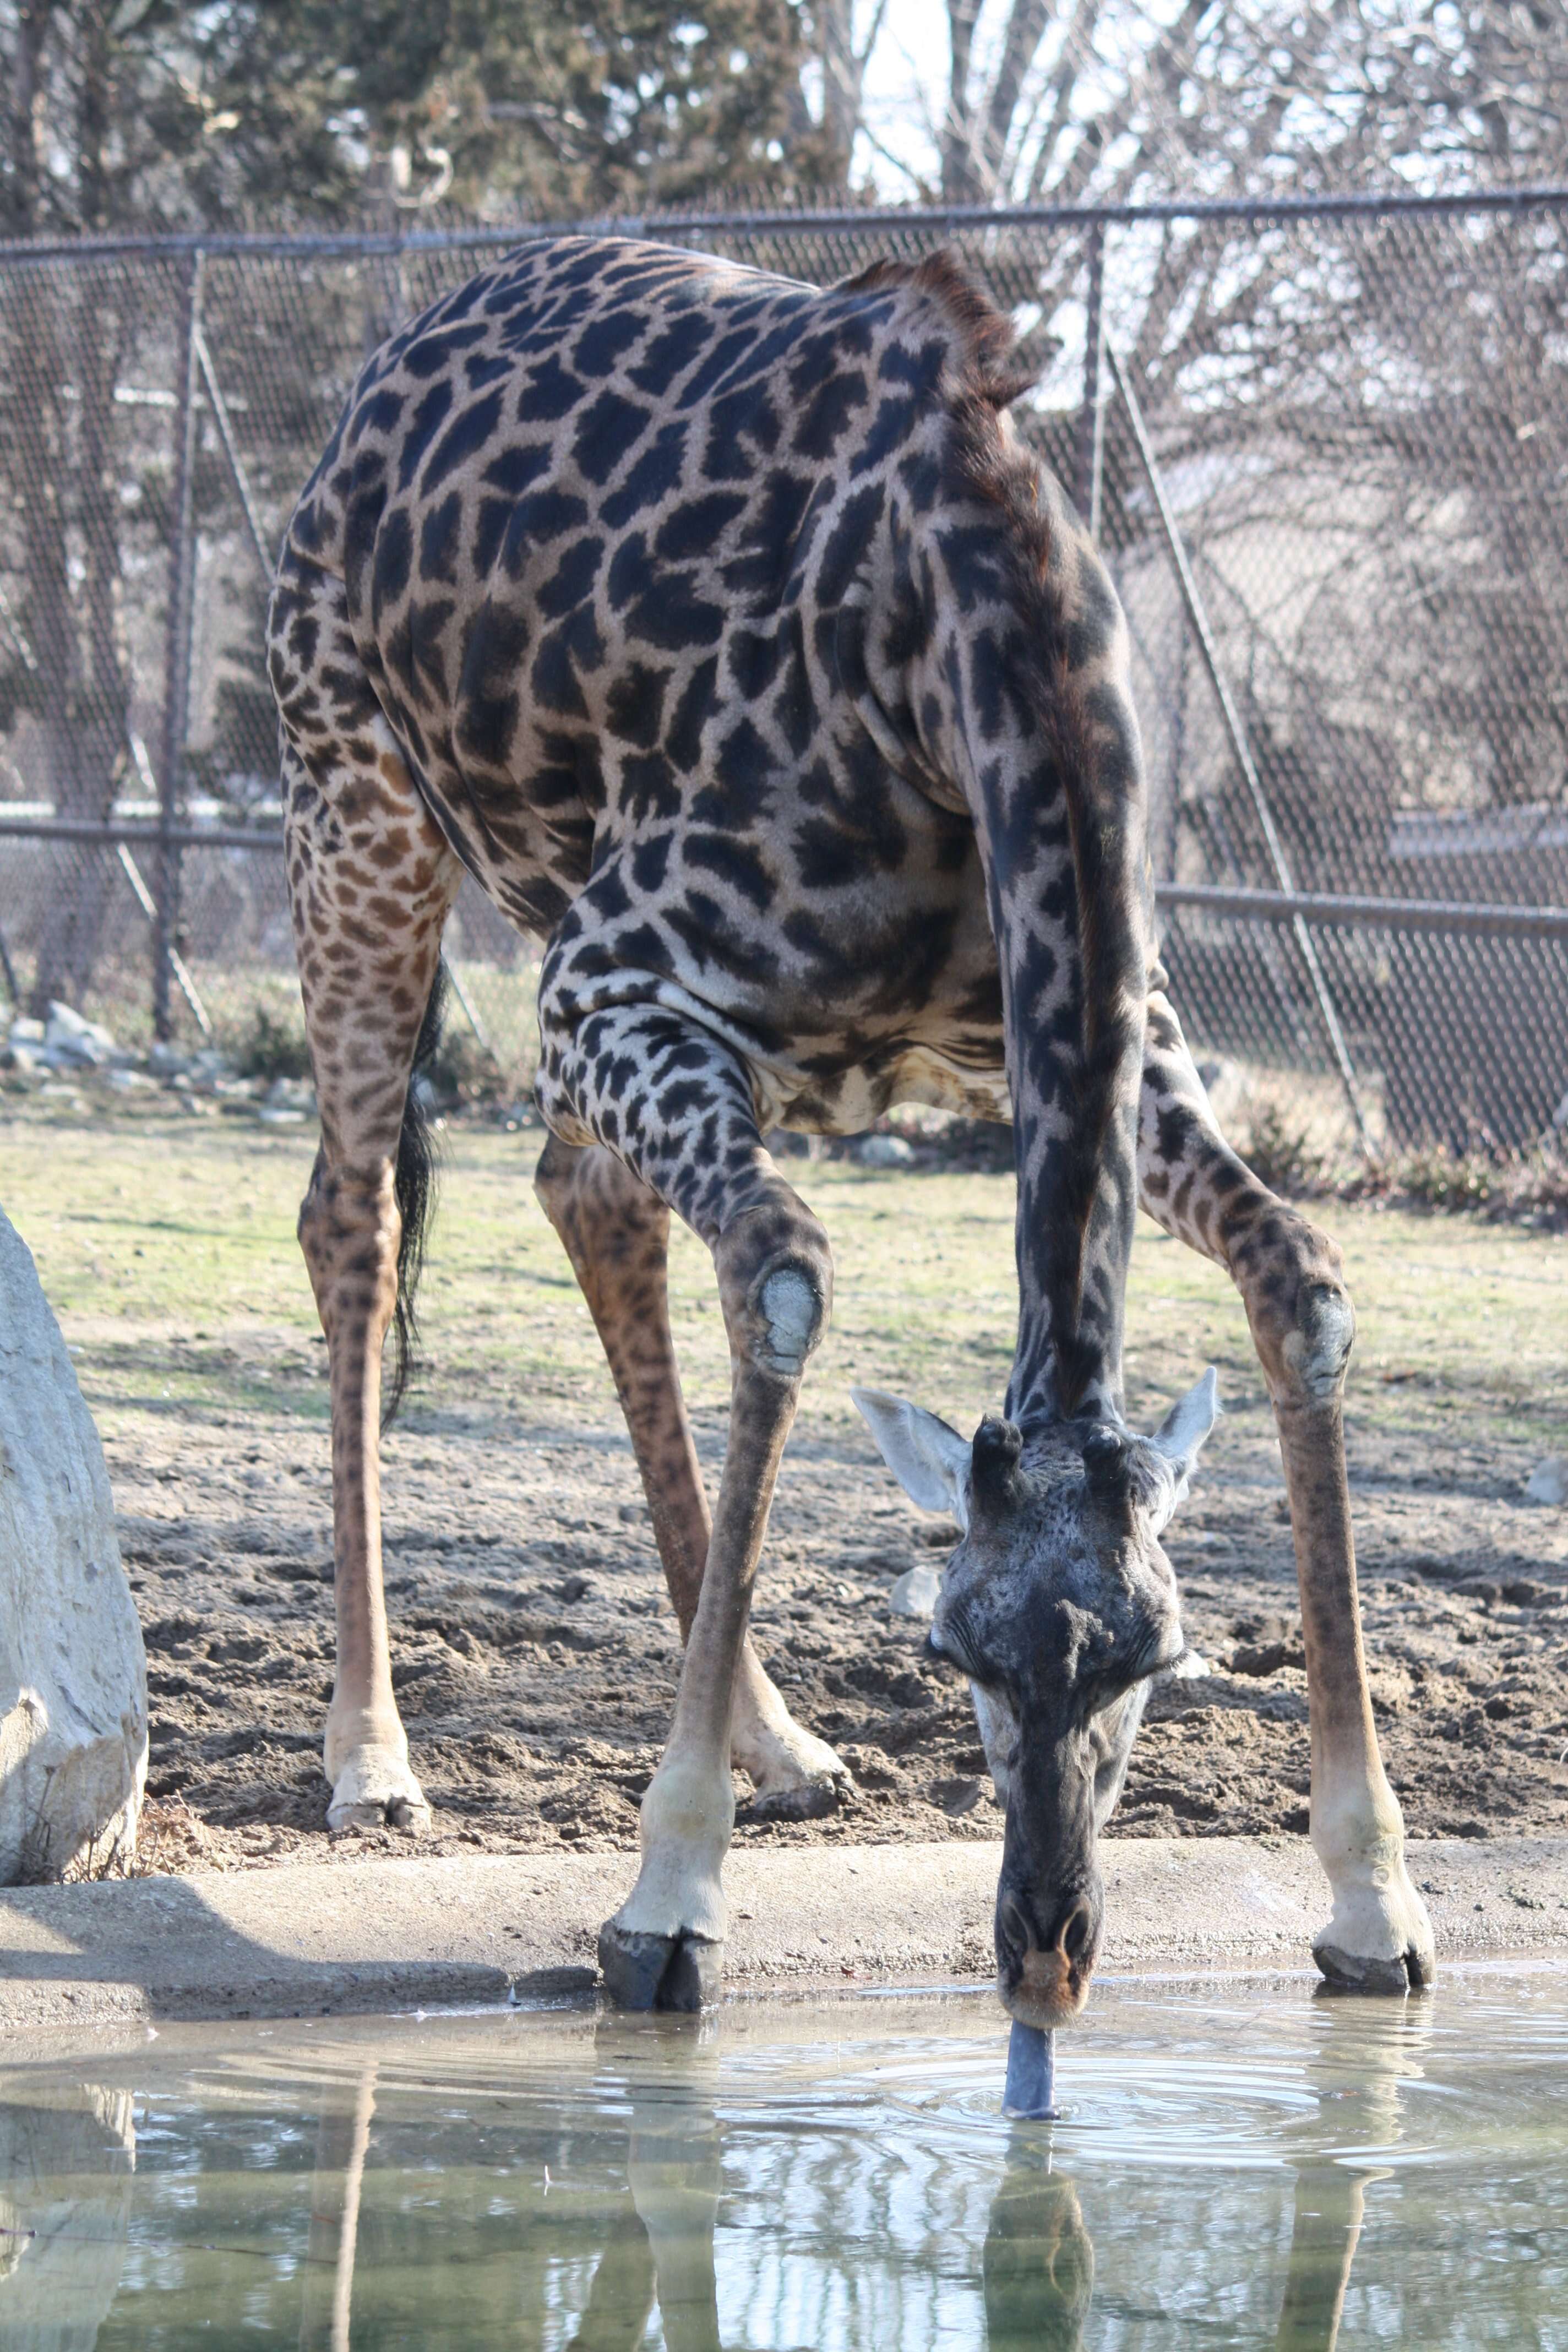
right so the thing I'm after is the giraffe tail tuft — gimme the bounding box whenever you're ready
[385,961,447,1429]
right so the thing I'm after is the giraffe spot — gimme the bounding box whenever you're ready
[573,387,653,484]
[396,379,455,491]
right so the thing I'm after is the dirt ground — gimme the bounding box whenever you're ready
[5,1098,1568,1875]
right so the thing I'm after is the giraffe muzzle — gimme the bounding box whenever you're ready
[995,1866,1103,2028]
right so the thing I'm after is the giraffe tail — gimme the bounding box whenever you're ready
[384,960,447,1429]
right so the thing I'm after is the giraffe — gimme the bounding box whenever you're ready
[266,232,1434,2015]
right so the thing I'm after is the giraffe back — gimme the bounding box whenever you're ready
[268,234,1134,1139]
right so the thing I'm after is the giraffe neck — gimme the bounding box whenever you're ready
[897,470,1148,1430]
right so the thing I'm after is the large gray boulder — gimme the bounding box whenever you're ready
[0,1209,146,1882]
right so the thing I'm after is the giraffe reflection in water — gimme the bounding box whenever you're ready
[297,2060,378,2352]
[287,1994,1426,2352]
[1270,1992,1430,2352]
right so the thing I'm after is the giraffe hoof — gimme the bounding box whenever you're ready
[325,1746,433,1837]
[598,1923,723,2011]
[328,1790,434,1836]
[1313,1940,1431,1995]
[736,1768,853,1825]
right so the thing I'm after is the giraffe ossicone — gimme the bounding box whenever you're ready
[268,231,1434,2015]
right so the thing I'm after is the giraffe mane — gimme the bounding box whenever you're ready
[834,249,1038,410]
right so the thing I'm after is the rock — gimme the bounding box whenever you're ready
[1229,1638,1305,1677]
[1526,1457,1567,1506]
[889,1562,941,1619]
[0,1209,147,1882]
[43,1000,116,1068]
[856,1133,914,1168]
[265,1075,316,1112]
[6,1017,44,1049]
[104,1067,156,1094]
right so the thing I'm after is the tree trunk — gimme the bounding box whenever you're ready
[21,4,129,1017]
[816,0,861,185]
[941,1,984,200]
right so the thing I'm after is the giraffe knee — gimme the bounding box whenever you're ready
[1237,1217,1354,1405]
[757,1266,825,1375]
[715,1200,833,1378]
[1283,1278,1355,1400]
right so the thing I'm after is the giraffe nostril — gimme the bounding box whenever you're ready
[1059,1901,1094,1963]
[998,1893,1032,1967]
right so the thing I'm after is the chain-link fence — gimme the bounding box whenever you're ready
[3,192,1566,1155]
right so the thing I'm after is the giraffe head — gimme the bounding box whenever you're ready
[853,1369,1219,2026]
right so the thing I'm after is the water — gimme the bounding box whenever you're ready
[2,1966,1565,2349]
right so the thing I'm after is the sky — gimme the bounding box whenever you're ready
[853,0,955,196]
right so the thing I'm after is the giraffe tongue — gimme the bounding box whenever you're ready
[1002,2021,1058,2120]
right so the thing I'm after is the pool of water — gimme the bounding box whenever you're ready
[2,1966,1565,2349]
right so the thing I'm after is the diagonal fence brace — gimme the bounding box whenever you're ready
[1106,342,1374,1160]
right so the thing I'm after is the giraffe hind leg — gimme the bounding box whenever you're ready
[1138,988,1434,1990]
[276,622,462,1831]
[533,1135,851,1820]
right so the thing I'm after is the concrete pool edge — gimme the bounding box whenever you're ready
[1,1834,1564,2035]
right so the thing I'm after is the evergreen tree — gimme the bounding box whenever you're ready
[2,2,827,236]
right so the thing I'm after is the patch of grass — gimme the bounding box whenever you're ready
[5,1105,1566,1468]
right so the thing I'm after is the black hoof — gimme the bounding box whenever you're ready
[598,1922,723,2012]
[736,1772,851,1826]
[1313,1940,1427,1995]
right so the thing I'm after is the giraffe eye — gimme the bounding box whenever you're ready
[926,1621,981,1677]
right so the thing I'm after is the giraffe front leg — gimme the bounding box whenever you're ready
[1139,990,1434,1991]
[535,985,834,2007]
[533,1136,850,1822]
[602,1196,829,2006]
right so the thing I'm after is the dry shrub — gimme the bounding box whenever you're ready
[127,1795,225,1879]
[1237,1103,1327,1198]
[1346,1142,1568,1232]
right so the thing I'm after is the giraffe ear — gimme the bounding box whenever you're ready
[851,1389,971,1529]
[1150,1368,1221,1474]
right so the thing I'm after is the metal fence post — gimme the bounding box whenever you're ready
[154,249,204,1043]
[1076,222,1106,539]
